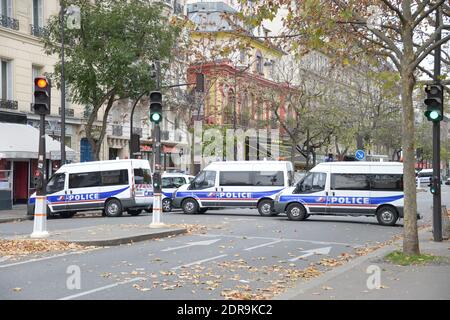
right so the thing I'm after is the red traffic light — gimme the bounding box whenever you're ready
[35,77,49,89]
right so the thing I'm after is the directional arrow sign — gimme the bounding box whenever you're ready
[161,238,221,252]
[289,246,332,262]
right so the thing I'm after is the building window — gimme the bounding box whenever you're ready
[255,51,263,74]
[32,0,43,27]
[0,59,13,100]
[0,0,12,18]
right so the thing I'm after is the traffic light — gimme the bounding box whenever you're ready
[130,133,140,156]
[149,91,162,124]
[196,73,204,92]
[33,76,51,115]
[429,176,436,194]
[152,171,161,192]
[33,169,44,190]
[424,84,443,122]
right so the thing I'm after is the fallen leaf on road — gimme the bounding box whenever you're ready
[13,287,22,292]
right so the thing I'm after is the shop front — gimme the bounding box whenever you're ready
[0,123,76,209]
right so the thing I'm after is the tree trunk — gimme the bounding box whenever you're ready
[401,64,420,255]
[290,141,296,165]
[93,94,116,160]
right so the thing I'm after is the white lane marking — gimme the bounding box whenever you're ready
[161,238,221,252]
[289,246,332,262]
[244,240,283,251]
[198,233,360,247]
[0,249,100,269]
[171,254,228,270]
[59,277,145,300]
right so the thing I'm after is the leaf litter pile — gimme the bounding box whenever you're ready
[0,239,92,258]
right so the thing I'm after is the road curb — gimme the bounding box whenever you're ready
[275,227,431,300]
[60,228,188,246]
[0,216,33,224]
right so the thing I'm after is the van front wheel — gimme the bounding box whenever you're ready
[286,203,307,221]
[258,199,274,217]
[376,206,398,226]
[105,199,123,217]
[182,199,198,214]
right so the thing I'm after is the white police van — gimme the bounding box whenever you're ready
[273,161,409,226]
[161,172,195,212]
[27,159,153,218]
[172,161,294,215]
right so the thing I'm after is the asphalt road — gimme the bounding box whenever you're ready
[0,187,448,300]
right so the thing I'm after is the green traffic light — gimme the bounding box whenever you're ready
[429,110,440,120]
[150,113,162,123]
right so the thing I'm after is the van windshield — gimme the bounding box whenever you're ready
[191,171,216,190]
[134,168,152,184]
[296,172,326,193]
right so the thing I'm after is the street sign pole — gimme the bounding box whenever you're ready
[150,61,164,228]
[432,6,442,242]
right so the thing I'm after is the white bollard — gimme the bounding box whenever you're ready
[150,193,165,228]
[30,195,49,238]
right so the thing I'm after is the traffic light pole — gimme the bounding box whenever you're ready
[31,113,49,238]
[150,61,164,227]
[432,6,442,242]
[60,0,66,165]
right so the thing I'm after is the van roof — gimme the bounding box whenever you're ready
[57,159,149,172]
[315,161,403,167]
[62,159,148,167]
[204,161,291,171]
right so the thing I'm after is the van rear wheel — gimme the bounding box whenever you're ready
[182,198,198,214]
[258,199,274,216]
[376,206,398,226]
[286,203,307,221]
[105,199,123,217]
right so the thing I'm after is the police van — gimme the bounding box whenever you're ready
[27,159,153,218]
[161,172,195,212]
[273,161,409,226]
[172,161,294,215]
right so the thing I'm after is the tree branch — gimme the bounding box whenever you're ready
[380,0,406,23]
[414,33,450,69]
[413,0,447,28]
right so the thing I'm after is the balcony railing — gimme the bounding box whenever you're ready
[0,99,18,110]
[58,107,75,117]
[0,15,19,30]
[30,24,48,37]
[112,125,123,136]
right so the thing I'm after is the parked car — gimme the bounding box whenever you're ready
[273,161,422,226]
[172,160,295,216]
[28,159,153,218]
[160,173,194,212]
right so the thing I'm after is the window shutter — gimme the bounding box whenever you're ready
[7,0,13,17]
[38,0,43,27]
[6,61,12,100]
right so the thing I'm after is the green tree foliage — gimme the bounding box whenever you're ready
[43,0,179,159]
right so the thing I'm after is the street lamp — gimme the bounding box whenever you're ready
[60,3,81,165]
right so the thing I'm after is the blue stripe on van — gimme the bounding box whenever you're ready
[29,186,130,205]
[279,194,404,205]
[176,189,284,201]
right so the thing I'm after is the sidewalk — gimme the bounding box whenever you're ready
[278,228,450,300]
[0,205,32,223]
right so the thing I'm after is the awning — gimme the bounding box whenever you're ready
[0,123,76,161]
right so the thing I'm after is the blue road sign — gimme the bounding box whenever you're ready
[355,149,365,161]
